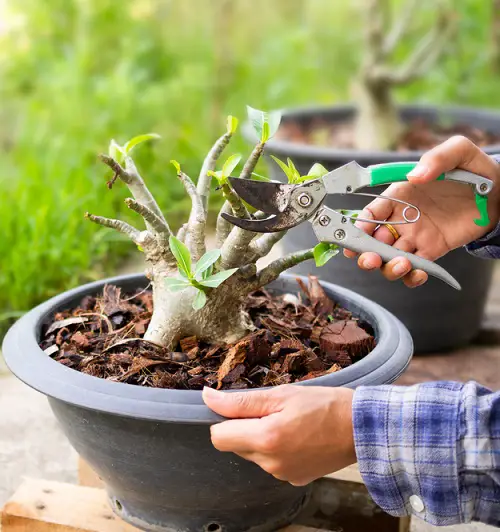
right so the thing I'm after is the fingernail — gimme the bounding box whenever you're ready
[203,386,221,397]
[407,164,429,178]
[360,258,376,270]
[393,261,409,276]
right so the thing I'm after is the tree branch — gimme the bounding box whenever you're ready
[215,202,233,248]
[177,170,206,260]
[99,154,167,229]
[382,0,420,55]
[125,198,172,236]
[197,131,233,214]
[177,223,188,242]
[221,183,250,218]
[377,8,454,85]
[254,248,314,288]
[85,212,141,242]
[239,141,265,180]
[363,0,390,65]
[247,230,287,261]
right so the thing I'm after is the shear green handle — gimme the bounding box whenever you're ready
[368,161,490,227]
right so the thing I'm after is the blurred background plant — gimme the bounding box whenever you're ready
[0,0,499,336]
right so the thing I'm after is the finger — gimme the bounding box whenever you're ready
[357,252,382,270]
[354,198,394,236]
[403,269,428,288]
[372,225,397,245]
[407,135,500,184]
[203,386,285,419]
[210,418,265,452]
[380,239,416,281]
[344,201,395,259]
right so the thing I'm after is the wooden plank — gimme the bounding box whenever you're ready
[78,459,103,489]
[1,479,138,532]
[0,479,324,532]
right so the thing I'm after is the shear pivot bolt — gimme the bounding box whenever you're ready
[319,215,330,226]
[334,229,346,240]
[297,193,312,207]
[480,183,489,193]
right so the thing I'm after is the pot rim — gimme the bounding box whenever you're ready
[2,272,413,424]
[242,103,500,160]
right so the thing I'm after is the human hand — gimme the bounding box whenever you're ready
[202,385,356,486]
[344,136,500,287]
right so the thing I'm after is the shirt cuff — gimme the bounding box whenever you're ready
[352,382,464,526]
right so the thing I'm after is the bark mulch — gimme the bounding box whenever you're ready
[40,276,375,390]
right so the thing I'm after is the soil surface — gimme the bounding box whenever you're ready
[277,117,500,151]
[39,276,375,390]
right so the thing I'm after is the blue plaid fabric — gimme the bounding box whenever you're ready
[353,382,500,526]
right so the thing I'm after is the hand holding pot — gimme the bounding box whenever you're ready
[345,135,500,287]
[203,385,356,486]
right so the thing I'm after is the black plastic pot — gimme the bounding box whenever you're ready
[3,273,412,532]
[245,104,500,353]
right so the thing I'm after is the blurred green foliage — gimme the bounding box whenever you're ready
[0,0,499,330]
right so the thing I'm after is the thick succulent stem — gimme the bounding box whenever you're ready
[254,248,315,288]
[197,131,232,214]
[177,170,206,261]
[215,202,233,248]
[144,273,254,349]
[239,141,265,181]
[85,213,141,242]
[125,198,172,236]
[247,231,287,262]
[99,155,166,226]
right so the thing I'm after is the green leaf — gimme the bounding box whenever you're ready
[169,235,192,278]
[198,268,238,288]
[192,290,207,310]
[307,163,329,179]
[286,158,301,183]
[270,155,293,181]
[251,172,270,182]
[269,155,301,183]
[222,154,241,177]
[194,249,222,278]
[267,110,282,140]
[202,264,214,279]
[261,121,270,142]
[108,139,125,164]
[339,209,362,224]
[227,115,238,134]
[208,169,226,186]
[123,133,161,155]
[246,106,282,142]
[164,277,191,292]
[313,243,340,267]
[170,160,181,173]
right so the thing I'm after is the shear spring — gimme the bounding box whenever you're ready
[338,192,421,225]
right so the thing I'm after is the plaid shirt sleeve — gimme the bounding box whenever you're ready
[352,381,500,526]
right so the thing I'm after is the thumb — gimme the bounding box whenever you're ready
[406,135,500,184]
[202,386,286,419]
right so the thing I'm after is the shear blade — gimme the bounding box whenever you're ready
[221,212,299,233]
[227,177,294,214]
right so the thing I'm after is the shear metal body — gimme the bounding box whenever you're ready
[222,161,494,291]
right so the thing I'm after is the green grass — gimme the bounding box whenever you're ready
[0,0,499,334]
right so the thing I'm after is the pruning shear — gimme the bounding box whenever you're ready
[222,161,495,290]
